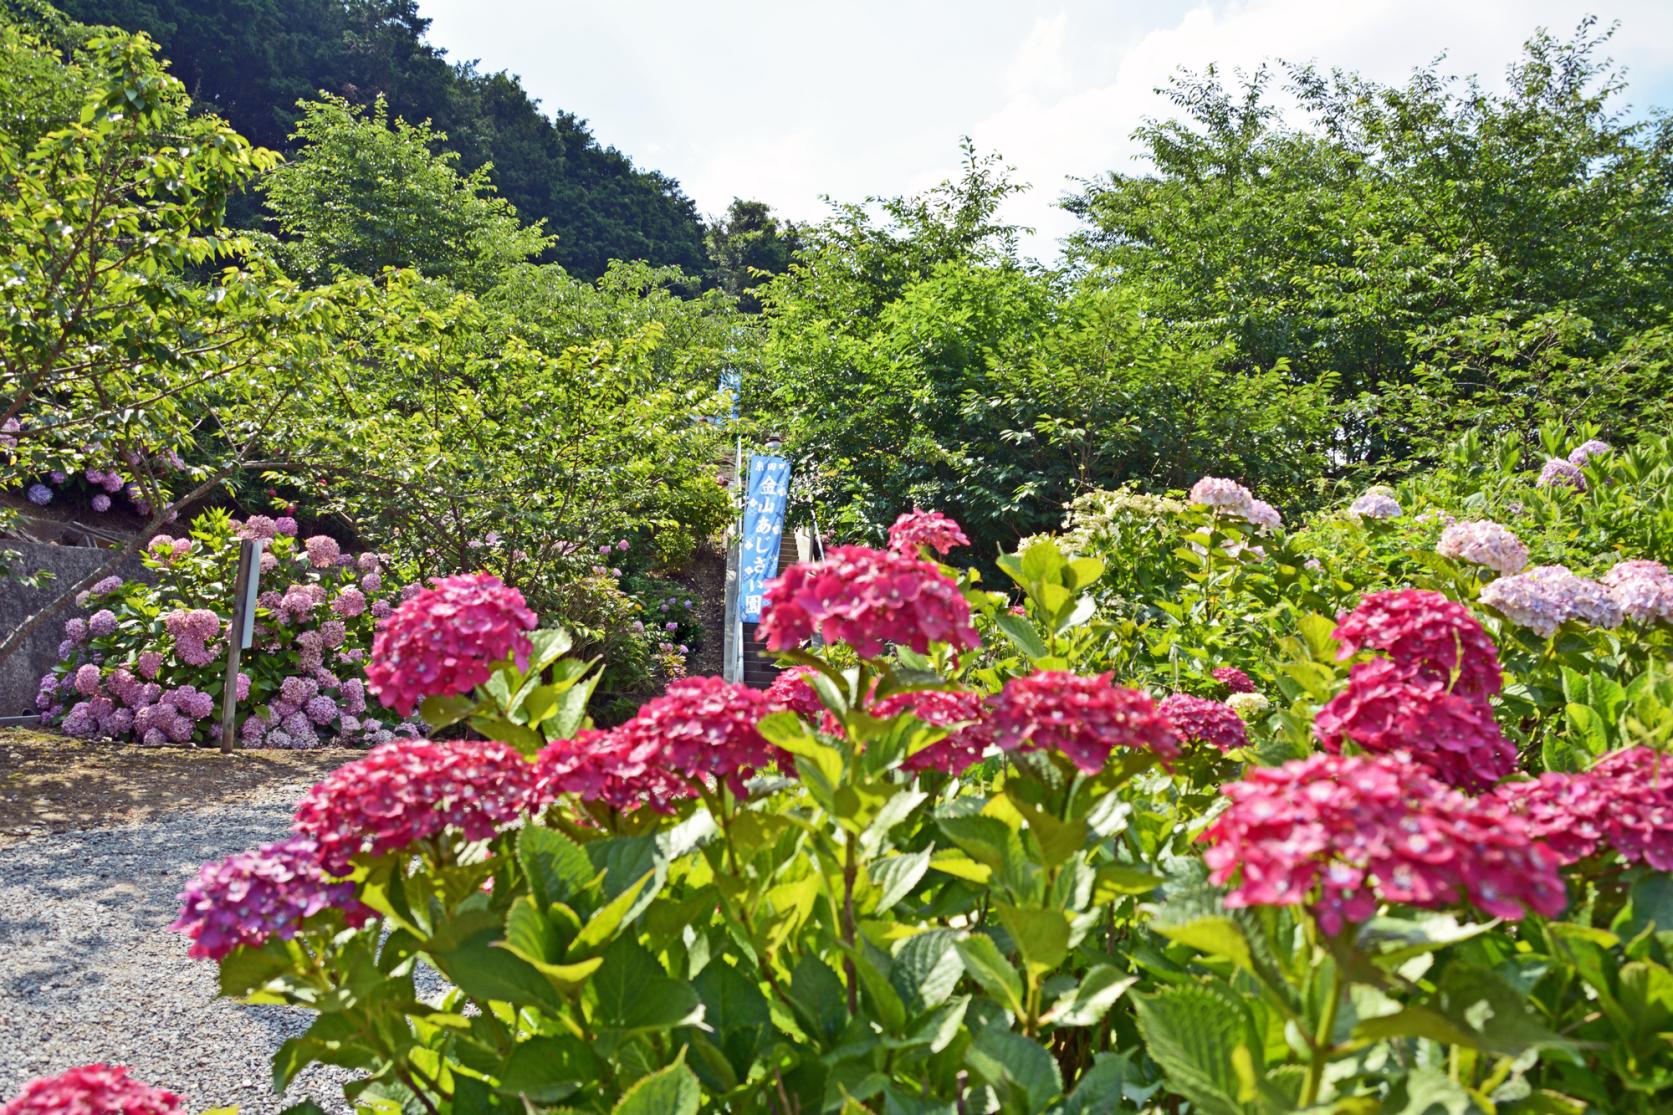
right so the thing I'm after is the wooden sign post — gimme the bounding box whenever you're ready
[219,538,263,754]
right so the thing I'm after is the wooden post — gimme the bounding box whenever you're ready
[219,538,263,754]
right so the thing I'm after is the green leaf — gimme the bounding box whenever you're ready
[418,692,477,729]
[993,609,1047,659]
[849,943,909,1033]
[953,933,1026,1016]
[1044,965,1138,1028]
[693,959,772,1079]
[965,1025,1062,1113]
[497,1035,595,1103]
[1091,863,1161,901]
[1563,702,1610,758]
[517,825,595,909]
[995,904,1070,977]
[499,898,603,989]
[1146,872,1253,972]
[1355,965,1569,1057]
[870,848,932,914]
[759,710,843,787]
[425,913,568,1015]
[1008,793,1088,869]
[1133,982,1262,1115]
[1379,1067,1484,1114]
[890,929,964,1015]
[788,952,848,1043]
[589,937,704,1035]
[568,869,657,958]
[611,1052,700,1115]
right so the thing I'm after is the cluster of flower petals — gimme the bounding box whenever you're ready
[1,1065,182,1115]
[1600,559,1673,625]
[1157,693,1248,753]
[887,508,970,556]
[1492,747,1673,870]
[1211,666,1256,693]
[1314,660,1516,791]
[171,835,370,960]
[614,675,777,793]
[1436,520,1529,577]
[990,671,1180,774]
[1537,457,1587,491]
[1348,487,1402,520]
[533,728,690,814]
[292,738,539,874]
[1567,439,1611,466]
[1333,589,1502,700]
[1479,565,1622,638]
[1201,753,1567,934]
[873,688,993,775]
[1187,476,1282,531]
[759,545,979,659]
[763,666,827,720]
[366,573,538,716]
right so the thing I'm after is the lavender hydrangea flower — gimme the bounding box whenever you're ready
[26,483,52,505]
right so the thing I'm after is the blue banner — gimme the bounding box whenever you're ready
[739,454,790,623]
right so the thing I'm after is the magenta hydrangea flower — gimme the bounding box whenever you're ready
[1537,457,1587,491]
[1211,666,1256,693]
[1333,589,1502,700]
[990,671,1181,773]
[1201,753,1567,935]
[365,573,538,716]
[1436,520,1529,577]
[135,651,162,680]
[759,546,979,659]
[1314,660,1516,791]
[163,607,222,667]
[1492,747,1673,870]
[534,728,689,814]
[1480,565,1622,637]
[292,738,539,874]
[303,535,340,568]
[73,664,102,697]
[763,666,826,720]
[874,688,993,775]
[887,509,971,556]
[0,1065,182,1115]
[614,675,776,794]
[171,835,371,961]
[1157,693,1248,753]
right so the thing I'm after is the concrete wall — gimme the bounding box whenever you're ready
[0,541,147,717]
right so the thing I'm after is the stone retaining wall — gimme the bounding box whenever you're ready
[1,541,147,716]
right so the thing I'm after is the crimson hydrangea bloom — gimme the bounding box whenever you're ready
[533,728,690,814]
[615,675,777,795]
[887,509,970,556]
[1201,754,1567,935]
[171,835,371,960]
[293,738,538,873]
[1333,589,1502,700]
[1493,747,1673,870]
[1314,660,1516,791]
[871,688,993,775]
[1157,694,1248,753]
[1211,666,1256,693]
[759,545,979,659]
[366,573,538,716]
[763,666,826,720]
[990,671,1180,773]
[1,1065,181,1115]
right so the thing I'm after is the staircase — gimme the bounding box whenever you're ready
[738,525,801,688]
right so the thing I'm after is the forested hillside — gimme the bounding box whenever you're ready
[52,0,709,277]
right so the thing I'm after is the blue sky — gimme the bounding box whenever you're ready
[417,1,1673,261]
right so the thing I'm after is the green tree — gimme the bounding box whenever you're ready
[260,94,552,292]
[705,198,801,312]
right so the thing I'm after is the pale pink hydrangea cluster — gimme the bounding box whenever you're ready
[303,535,341,568]
[1436,520,1529,576]
[759,545,979,659]
[1536,457,1587,491]
[293,738,539,874]
[144,535,193,563]
[887,508,971,556]
[1,1065,182,1115]
[1600,560,1673,625]
[1201,753,1567,934]
[990,671,1181,774]
[1187,476,1283,530]
[236,515,279,541]
[366,573,538,716]
[162,608,221,666]
[171,835,371,960]
[1479,565,1622,637]
[1492,747,1673,870]
[1348,487,1402,520]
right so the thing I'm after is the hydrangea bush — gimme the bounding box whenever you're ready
[38,509,414,748]
[139,502,1673,1115]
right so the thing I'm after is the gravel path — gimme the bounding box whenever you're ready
[0,781,354,1114]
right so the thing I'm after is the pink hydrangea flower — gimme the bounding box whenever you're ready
[615,675,776,794]
[763,666,826,720]
[1537,458,1586,491]
[274,515,298,536]
[1600,560,1673,625]
[1188,476,1254,516]
[1314,659,1516,791]
[1333,589,1502,700]
[1437,520,1529,577]
[534,728,689,814]
[1157,693,1248,753]
[1,1065,181,1115]
[163,608,222,667]
[1348,490,1402,520]
[1480,565,1622,637]
[87,609,116,637]
[171,835,371,961]
[73,664,102,697]
[236,515,278,541]
[990,671,1181,773]
[1212,666,1256,693]
[1244,499,1283,531]
[357,552,381,573]
[759,546,979,659]
[874,688,992,775]
[887,509,971,556]
[1492,747,1673,870]
[63,617,88,645]
[332,587,367,618]
[1202,753,1567,935]
[365,573,538,716]
[303,535,341,568]
[293,738,539,873]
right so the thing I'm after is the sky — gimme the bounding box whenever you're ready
[416,0,1673,261]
